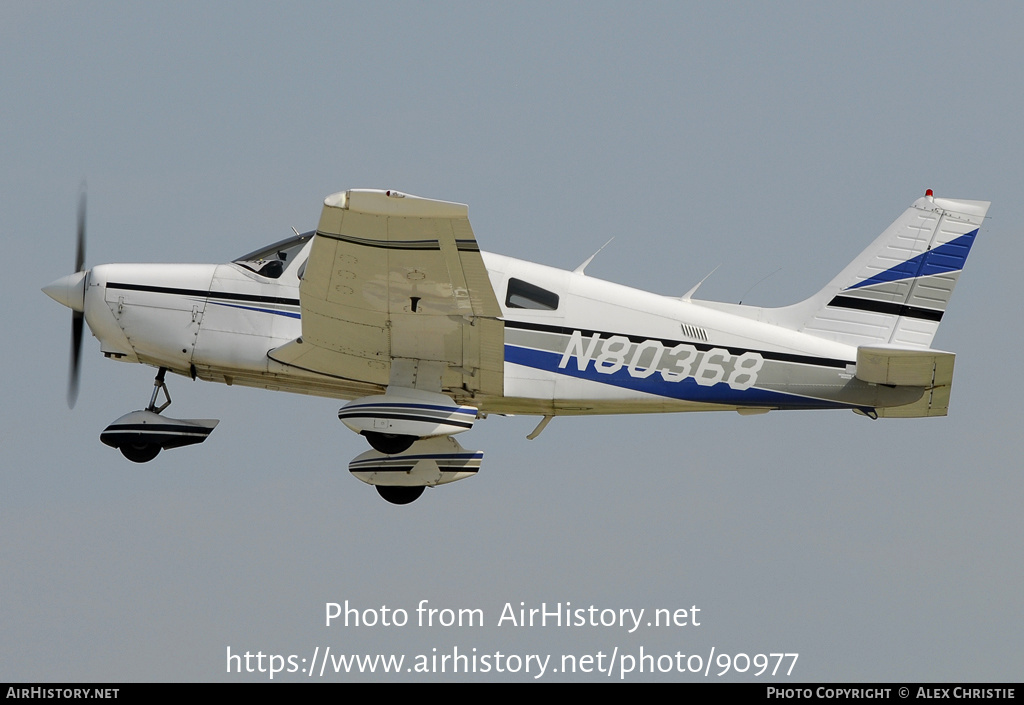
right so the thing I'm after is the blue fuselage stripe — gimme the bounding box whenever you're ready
[209,301,301,319]
[504,344,847,409]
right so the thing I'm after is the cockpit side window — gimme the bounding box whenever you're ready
[233,232,313,279]
[506,278,559,310]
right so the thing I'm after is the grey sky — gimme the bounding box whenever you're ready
[2,2,1021,681]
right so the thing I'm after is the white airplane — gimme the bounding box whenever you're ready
[44,188,988,503]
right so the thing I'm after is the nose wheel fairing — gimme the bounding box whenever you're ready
[100,409,219,463]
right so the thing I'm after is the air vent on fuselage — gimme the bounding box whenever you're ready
[680,323,708,342]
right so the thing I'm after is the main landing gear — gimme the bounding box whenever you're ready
[100,367,219,463]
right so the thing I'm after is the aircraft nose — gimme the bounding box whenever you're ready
[43,270,88,312]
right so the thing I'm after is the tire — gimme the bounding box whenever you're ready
[120,442,161,463]
[363,432,416,455]
[376,485,426,505]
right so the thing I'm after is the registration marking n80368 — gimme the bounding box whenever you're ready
[557,330,764,391]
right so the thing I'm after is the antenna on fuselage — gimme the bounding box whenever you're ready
[681,265,720,302]
[738,267,782,305]
[573,238,615,275]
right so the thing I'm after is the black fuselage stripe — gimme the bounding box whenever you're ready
[503,320,853,369]
[108,284,864,368]
[108,282,300,307]
[828,295,944,322]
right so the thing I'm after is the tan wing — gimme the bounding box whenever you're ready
[269,190,503,399]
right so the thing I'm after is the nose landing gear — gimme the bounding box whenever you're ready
[99,368,219,463]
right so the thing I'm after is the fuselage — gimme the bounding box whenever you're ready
[72,237,919,418]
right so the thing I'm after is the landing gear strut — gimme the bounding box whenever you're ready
[147,367,172,414]
[115,368,171,462]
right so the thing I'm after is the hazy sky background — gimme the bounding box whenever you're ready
[3,2,1021,682]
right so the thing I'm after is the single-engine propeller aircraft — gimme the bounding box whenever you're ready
[44,188,988,503]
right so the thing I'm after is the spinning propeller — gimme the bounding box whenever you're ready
[42,188,89,408]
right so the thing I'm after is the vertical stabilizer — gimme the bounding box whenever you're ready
[776,193,989,349]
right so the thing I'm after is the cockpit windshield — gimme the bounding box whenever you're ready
[233,231,314,279]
